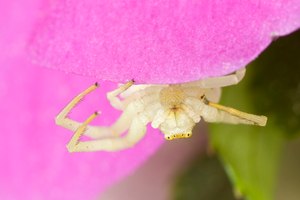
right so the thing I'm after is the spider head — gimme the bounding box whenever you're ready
[156,85,198,140]
[158,111,196,141]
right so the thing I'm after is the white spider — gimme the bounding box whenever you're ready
[56,68,267,152]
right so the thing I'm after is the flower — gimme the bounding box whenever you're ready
[30,0,300,83]
[1,0,299,199]
[0,1,162,199]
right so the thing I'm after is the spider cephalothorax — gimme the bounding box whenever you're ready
[56,68,267,152]
[149,85,198,140]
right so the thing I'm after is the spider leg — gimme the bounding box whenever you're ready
[201,99,267,126]
[107,80,134,110]
[203,88,221,103]
[66,112,99,152]
[84,101,143,139]
[184,87,221,103]
[67,104,147,152]
[184,68,246,88]
[55,83,101,135]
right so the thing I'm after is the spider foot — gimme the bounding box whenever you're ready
[67,111,99,152]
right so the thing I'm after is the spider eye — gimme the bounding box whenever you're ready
[164,132,192,140]
[165,136,172,140]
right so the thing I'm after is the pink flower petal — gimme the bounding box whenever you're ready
[29,1,300,84]
[0,1,163,199]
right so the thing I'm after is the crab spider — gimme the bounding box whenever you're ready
[56,68,267,152]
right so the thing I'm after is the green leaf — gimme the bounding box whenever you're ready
[209,29,300,200]
[249,30,300,137]
[209,76,285,200]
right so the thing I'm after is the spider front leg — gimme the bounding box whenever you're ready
[107,80,134,110]
[55,83,100,134]
[185,68,246,88]
[67,103,147,152]
[55,82,118,139]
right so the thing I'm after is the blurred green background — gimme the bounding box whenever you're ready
[173,29,300,200]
